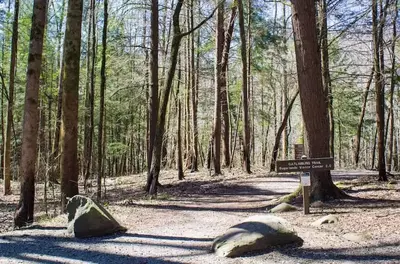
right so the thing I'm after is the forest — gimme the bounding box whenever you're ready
[0,0,399,252]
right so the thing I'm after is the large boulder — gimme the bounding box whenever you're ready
[67,195,127,238]
[212,215,303,257]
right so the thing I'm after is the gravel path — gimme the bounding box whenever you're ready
[1,170,399,264]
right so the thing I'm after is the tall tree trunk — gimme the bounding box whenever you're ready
[177,61,184,179]
[50,0,66,184]
[353,68,374,167]
[238,0,251,173]
[4,0,19,195]
[147,0,159,177]
[83,0,93,189]
[386,0,397,172]
[88,0,96,184]
[147,0,185,194]
[190,0,198,172]
[290,0,345,201]
[318,0,334,158]
[393,130,399,171]
[14,0,47,228]
[372,0,387,181]
[146,0,218,194]
[281,4,289,160]
[213,0,224,175]
[371,127,377,169]
[270,90,299,172]
[60,0,83,211]
[221,5,237,167]
[97,0,108,201]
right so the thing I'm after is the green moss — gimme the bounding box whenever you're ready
[278,185,302,203]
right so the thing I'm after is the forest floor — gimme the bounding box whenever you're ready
[1,168,400,264]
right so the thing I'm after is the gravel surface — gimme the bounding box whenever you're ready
[1,169,400,264]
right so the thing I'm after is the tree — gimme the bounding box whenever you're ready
[238,0,251,173]
[4,0,19,195]
[146,0,219,194]
[97,0,108,200]
[60,0,83,211]
[290,0,345,200]
[221,5,237,167]
[372,0,389,181]
[353,68,374,167]
[83,0,96,189]
[190,0,199,172]
[14,0,47,228]
[387,0,398,172]
[318,0,334,158]
[270,90,299,172]
[147,0,159,175]
[212,0,224,175]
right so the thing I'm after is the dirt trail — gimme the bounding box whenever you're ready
[1,169,399,263]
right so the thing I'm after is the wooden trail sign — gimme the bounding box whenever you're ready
[276,157,334,173]
[275,157,334,215]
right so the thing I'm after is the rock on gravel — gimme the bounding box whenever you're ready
[311,214,339,226]
[268,203,298,213]
[212,214,303,257]
[343,232,371,242]
[67,195,127,238]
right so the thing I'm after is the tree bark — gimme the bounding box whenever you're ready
[318,0,334,159]
[290,0,345,201]
[147,0,185,194]
[270,90,299,172]
[238,0,251,173]
[212,0,224,175]
[60,0,83,211]
[386,0,397,172]
[354,68,374,167]
[147,0,159,176]
[14,0,47,228]
[281,4,289,160]
[97,0,108,201]
[146,0,219,194]
[83,0,94,189]
[221,5,237,168]
[4,0,19,195]
[372,0,387,181]
[190,0,198,172]
[177,61,184,180]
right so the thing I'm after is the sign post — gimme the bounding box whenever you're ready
[300,172,311,214]
[276,157,334,215]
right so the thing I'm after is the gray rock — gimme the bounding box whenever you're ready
[343,232,371,242]
[311,214,339,226]
[67,195,127,238]
[212,215,303,257]
[311,201,324,208]
[268,203,297,213]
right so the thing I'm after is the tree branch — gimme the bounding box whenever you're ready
[179,0,224,38]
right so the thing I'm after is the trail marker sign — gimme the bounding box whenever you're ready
[276,157,334,215]
[276,157,334,173]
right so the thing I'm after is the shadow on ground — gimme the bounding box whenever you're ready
[278,241,400,262]
[0,230,211,264]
